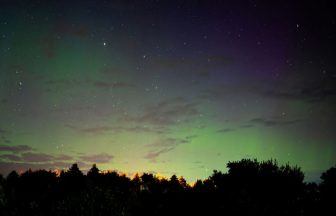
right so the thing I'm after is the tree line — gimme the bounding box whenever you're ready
[0,159,335,216]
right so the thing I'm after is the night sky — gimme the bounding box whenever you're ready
[1,0,335,182]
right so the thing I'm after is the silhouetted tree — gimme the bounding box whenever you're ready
[140,173,156,192]
[0,159,332,216]
[0,174,5,212]
[178,176,188,190]
[87,164,100,177]
[6,170,19,183]
[169,175,181,192]
[319,166,336,215]
[131,173,141,193]
[67,163,83,177]
[193,179,204,192]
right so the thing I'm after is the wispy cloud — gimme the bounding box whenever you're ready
[20,152,54,162]
[0,145,33,153]
[144,137,190,163]
[0,154,22,161]
[122,97,200,126]
[79,153,114,163]
[54,154,73,161]
[144,148,174,162]
[248,118,302,127]
[1,152,73,163]
[199,80,336,104]
[146,137,189,149]
[0,150,110,174]
[216,128,235,133]
[262,85,336,103]
[66,124,167,135]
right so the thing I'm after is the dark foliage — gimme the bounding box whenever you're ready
[0,159,334,216]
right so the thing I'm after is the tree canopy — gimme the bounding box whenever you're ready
[0,158,334,216]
